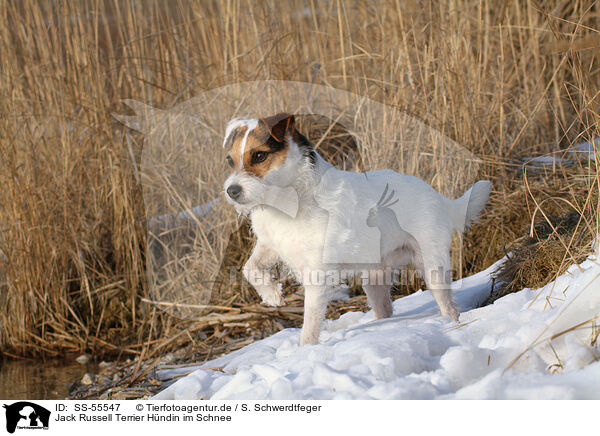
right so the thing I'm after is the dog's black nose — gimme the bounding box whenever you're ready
[227,184,242,200]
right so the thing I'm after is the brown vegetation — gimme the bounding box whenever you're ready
[0,0,599,362]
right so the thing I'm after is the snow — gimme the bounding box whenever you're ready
[154,256,600,400]
[521,155,573,167]
[148,200,216,230]
[572,139,598,162]
[517,138,599,167]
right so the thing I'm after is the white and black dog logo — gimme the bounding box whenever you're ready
[3,402,50,434]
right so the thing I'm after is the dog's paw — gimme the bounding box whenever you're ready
[442,304,460,322]
[300,328,320,346]
[258,283,283,307]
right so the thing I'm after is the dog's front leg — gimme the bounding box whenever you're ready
[243,242,282,307]
[300,285,328,345]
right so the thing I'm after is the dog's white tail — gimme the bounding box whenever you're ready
[447,180,492,233]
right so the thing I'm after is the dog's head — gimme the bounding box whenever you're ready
[222,113,315,214]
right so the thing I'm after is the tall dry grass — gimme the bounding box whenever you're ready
[0,0,598,357]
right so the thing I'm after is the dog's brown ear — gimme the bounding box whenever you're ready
[260,113,295,142]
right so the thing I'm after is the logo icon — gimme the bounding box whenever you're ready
[2,402,50,434]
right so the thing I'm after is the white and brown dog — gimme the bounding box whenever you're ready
[223,113,491,345]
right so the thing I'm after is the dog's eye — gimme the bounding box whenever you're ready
[226,156,234,168]
[251,151,268,164]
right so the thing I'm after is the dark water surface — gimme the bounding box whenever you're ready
[0,358,96,400]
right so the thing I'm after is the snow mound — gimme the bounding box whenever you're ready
[154,257,600,400]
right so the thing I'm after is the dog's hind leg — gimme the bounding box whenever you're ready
[419,252,459,321]
[429,287,459,321]
[363,284,392,319]
[300,285,328,345]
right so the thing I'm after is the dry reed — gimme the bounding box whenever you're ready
[0,0,598,359]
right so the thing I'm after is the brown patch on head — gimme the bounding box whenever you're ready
[224,123,247,169]
[224,114,296,178]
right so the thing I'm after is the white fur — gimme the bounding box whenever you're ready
[222,118,259,170]
[223,123,491,345]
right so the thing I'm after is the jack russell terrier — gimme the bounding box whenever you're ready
[223,113,491,345]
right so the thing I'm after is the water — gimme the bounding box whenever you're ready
[0,358,96,400]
